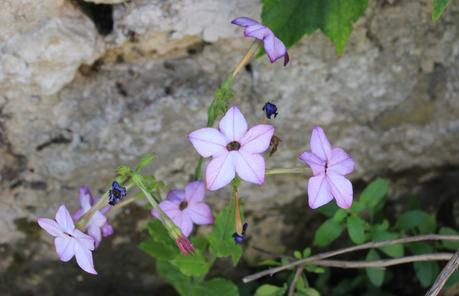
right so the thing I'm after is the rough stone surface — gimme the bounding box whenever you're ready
[1,0,459,294]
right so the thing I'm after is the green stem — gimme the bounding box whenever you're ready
[265,168,310,175]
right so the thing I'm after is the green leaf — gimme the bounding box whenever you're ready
[156,260,192,295]
[135,154,155,171]
[261,0,369,54]
[365,249,385,287]
[408,242,434,254]
[396,210,436,234]
[305,265,325,274]
[254,284,287,296]
[313,219,344,247]
[414,261,440,287]
[195,278,239,296]
[372,230,404,257]
[439,227,459,249]
[170,250,211,277]
[347,215,367,244]
[294,250,302,259]
[360,178,389,209]
[297,287,321,296]
[332,209,348,223]
[207,79,234,127]
[207,201,242,265]
[433,0,452,21]
[445,270,459,288]
[303,248,311,258]
[139,220,180,260]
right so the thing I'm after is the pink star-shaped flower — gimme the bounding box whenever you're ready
[189,106,275,191]
[299,126,355,209]
[232,17,289,66]
[73,186,113,248]
[151,181,214,237]
[37,205,97,274]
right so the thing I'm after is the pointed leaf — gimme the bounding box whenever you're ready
[313,219,344,247]
[365,249,385,287]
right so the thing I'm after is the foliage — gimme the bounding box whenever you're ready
[433,0,453,21]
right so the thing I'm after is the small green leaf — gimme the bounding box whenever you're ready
[433,0,452,21]
[439,227,459,249]
[332,209,349,223]
[170,250,211,277]
[396,210,436,234]
[313,219,344,247]
[365,249,385,287]
[139,238,178,260]
[316,202,339,217]
[360,178,389,209]
[305,265,325,274]
[135,154,155,171]
[254,284,287,296]
[207,79,234,126]
[414,261,440,287]
[192,278,239,296]
[297,287,321,296]
[347,215,367,244]
[372,230,404,257]
[294,250,302,259]
[155,260,191,295]
[303,248,311,258]
[408,242,434,254]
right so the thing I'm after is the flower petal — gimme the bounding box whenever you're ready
[244,24,272,40]
[205,152,236,191]
[188,128,228,158]
[79,186,93,211]
[328,148,355,175]
[299,152,325,175]
[37,218,63,237]
[167,189,186,202]
[172,212,194,237]
[263,34,288,64]
[88,225,102,248]
[185,203,214,225]
[55,205,75,233]
[72,229,95,251]
[310,126,332,161]
[152,200,181,220]
[73,208,84,221]
[231,17,259,27]
[240,124,274,154]
[327,172,353,209]
[234,151,265,185]
[102,223,114,237]
[74,241,97,275]
[55,236,75,262]
[89,211,107,228]
[219,107,248,141]
[185,181,205,203]
[307,174,333,209]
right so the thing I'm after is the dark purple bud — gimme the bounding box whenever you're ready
[108,181,127,206]
[232,222,248,244]
[262,102,278,119]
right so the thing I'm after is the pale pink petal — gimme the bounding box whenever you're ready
[37,218,63,237]
[244,24,272,40]
[74,241,97,275]
[188,128,228,158]
[219,107,248,141]
[299,152,325,175]
[55,205,75,233]
[263,34,288,64]
[172,212,193,237]
[310,126,332,161]
[88,225,102,247]
[102,223,113,237]
[234,151,265,185]
[167,189,186,202]
[72,229,95,251]
[239,124,275,154]
[308,175,333,209]
[327,172,353,209]
[151,200,181,220]
[328,148,355,175]
[205,152,236,191]
[79,186,93,211]
[89,211,107,228]
[55,236,75,262]
[73,208,84,221]
[185,181,205,203]
[185,203,213,225]
[231,17,259,27]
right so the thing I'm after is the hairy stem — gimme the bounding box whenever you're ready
[265,167,310,175]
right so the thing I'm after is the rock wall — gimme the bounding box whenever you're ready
[1,0,459,293]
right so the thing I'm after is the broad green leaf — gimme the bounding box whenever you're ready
[396,210,436,234]
[139,238,178,260]
[347,215,367,244]
[372,230,404,258]
[433,0,452,21]
[261,0,369,54]
[313,219,344,247]
[365,249,385,287]
[445,270,459,288]
[170,250,211,277]
[207,201,242,265]
[360,178,389,209]
[297,287,321,296]
[156,260,192,295]
[414,261,440,287]
[254,284,287,296]
[192,278,239,296]
[439,227,459,249]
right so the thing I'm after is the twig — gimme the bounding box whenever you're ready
[243,234,459,283]
[313,253,453,268]
[426,250,459,296]
[288,266,304,296]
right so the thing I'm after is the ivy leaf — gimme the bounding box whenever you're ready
[170,250,211,277]
[359,178,389,210]
[261,0,369,54]
[372,230,404,258]
[433,0,452,21]
[313,219,344,247]
[254,284,287,296]
[347,215,367,244]
[414,261,440,287]
[365,249,385,287]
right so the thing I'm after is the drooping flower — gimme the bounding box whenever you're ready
[262,102,278,119]
[37,205,97,274]
[232,17,289,66]
[232,222,248,244]
[73,186,113,248]
[189,106,275,191]
[299,126,355,209]
[108,181,126,206]
[151,181,213,237]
